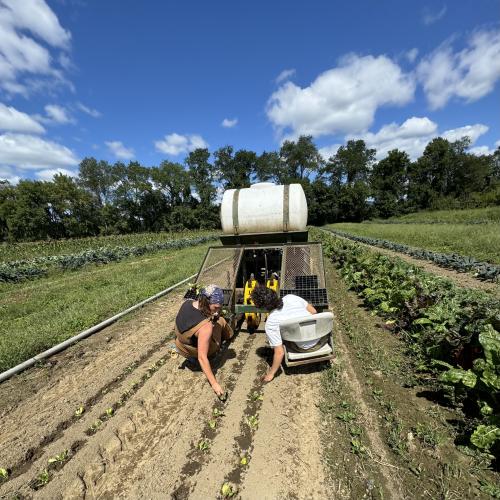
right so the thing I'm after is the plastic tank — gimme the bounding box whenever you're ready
[220,183,308,235]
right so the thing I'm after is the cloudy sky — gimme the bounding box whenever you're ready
[0,0,499,184]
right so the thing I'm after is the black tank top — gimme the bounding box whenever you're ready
[175,300,207,334]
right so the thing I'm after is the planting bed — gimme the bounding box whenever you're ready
[1,237,499,497]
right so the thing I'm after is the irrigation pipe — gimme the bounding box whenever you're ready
[0,273,196,384]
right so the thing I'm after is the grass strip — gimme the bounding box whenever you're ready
[370,207,500,225]
[0,243,211,372]
[325,222,500,265]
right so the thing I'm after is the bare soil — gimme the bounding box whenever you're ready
[1,263,498,499]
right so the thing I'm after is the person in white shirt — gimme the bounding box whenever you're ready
[251,286,323,383]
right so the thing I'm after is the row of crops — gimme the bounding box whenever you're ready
[326,229,500,282]
[0,230,217,262]
[0,234,218,283]
[313,229,500,460]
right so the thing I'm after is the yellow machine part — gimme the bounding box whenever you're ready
[243,277,280,330]
[244,279,260,331]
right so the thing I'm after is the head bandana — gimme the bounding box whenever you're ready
[200,284,224,305]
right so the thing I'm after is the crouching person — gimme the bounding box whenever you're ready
[251,286,325,383]
[175,284,233,396]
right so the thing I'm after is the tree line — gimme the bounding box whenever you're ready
[1,136,499,242]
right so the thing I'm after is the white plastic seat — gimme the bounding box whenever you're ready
[279,312,334,367]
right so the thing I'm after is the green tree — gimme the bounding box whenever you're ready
[371,149,410,218]
[78,157,117,207]
[324,140,375,221]
[279,135,323,181]
[185,148,216,208]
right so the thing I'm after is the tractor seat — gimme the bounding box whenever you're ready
[279,312,334,366]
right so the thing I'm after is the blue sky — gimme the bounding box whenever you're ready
[0,0,499,183]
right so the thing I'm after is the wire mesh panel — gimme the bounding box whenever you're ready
[281,244,326,289]
[280,243,328,307]
[195,247,243,290]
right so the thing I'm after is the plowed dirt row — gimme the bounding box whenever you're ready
[2,261,494,499]
[0,288,333,499]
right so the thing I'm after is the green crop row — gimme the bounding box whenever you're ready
[0,229,216,262]
[325,228,500,282]
[313,228,500,459]
[0,235,219,283]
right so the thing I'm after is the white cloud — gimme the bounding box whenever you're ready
[318,143,341,161]
[441,124,488,144]
[105,140,134,160]
[77,102,101,118]
[418,29,500,109]
[469,146,495,156]
[35,167,76,180]
[322,117,490,160]
[422,5,447,26]
[154,133,208,156]
[0,132,79,169]
[0,0,71,95]
[44,103,73,124]
[276,68,296,84]
[267,54,415,140]
[495,140,500,148]
[0,102,44,133]
[221,118,238,128]
[405,48,419,63]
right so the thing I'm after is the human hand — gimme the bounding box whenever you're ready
[212,382,224,397]
[262,372,274,383]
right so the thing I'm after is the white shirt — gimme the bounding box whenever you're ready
[264,294,318,349]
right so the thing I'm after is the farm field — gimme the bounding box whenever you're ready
[1,252,498,498]
[325,220,500,264]
[0,230,216,263]
[0,240,214,372]
[371,206,500,225]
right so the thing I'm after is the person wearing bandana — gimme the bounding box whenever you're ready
[175,284,233,396]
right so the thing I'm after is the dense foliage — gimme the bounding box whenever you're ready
[1,135,499,242]
[326,228,500,282]
[313,228,500,459]
[0,234,218,283]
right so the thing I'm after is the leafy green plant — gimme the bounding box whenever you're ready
[350,438,367,456]
[414,423,443,448]
[212,408,224,418]
[247,415,259,430]
[48,450,68,464]
[198,439,211,452]
[221,482,237,497]
[74,406,85,417]
[250,391,264,402]
[336,411,356,423]
[0,468,9,483]
[35,469,50,488]
[208,419,217,430]
[314,228,500,459]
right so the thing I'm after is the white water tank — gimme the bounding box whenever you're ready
[220,183,308,235]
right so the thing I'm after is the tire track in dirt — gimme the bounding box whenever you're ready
[0,292,185,496]
[240,363,331,500]
[184,334,267,499]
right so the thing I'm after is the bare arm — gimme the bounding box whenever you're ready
[197,323,224,396]
[306,303,317,314]
[263,345,284,383]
